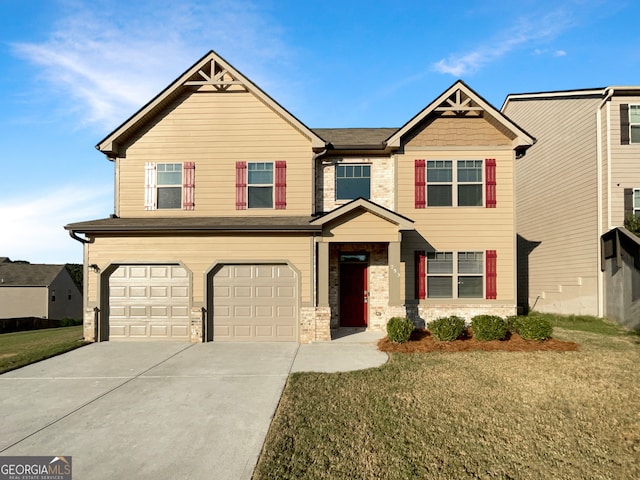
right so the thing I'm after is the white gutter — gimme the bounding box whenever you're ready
[595,87,614,318]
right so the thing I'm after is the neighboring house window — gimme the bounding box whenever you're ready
[620,104,640,144]
[235,161,286,210]
[419,159,492,207]
[635,189,640,216]
[51,290,56,302]
[336,164,371,200]
[416,250,496,299]
[144,162,195,210]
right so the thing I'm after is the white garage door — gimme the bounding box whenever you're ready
[212,264,297,341]
[108,265,190,340]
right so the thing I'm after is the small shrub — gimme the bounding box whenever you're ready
[428,316,466,341]
[59,318,82,327]
[624,213,640,237]
[506,315,522,333]
[516,316,553,341]
[386,317,414,343]
[471,315,508,341]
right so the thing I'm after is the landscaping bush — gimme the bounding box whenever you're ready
[506,315,522,333]
[515,315,553,341]
[471,315,508,341]
[386,317,414,343]
[428,316,466,341]
[59,318,83,327]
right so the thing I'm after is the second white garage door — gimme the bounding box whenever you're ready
[212,264,298,341]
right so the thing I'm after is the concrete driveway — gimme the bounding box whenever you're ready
[0,336,386,480]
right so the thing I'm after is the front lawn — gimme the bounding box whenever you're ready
[254,318,640,479]
[0,326,87,374]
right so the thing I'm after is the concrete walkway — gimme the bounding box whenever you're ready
[0,331,387,480]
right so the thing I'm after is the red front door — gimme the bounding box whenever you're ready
[339,262,368,327]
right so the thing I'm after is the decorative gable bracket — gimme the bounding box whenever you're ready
[435,89,483,116]
[184,59,248,92]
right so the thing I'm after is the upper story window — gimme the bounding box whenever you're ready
[634,189,640,216]
[425,160,483,207]
[630,105,640,143]
[336,164,371,200]
[235,161,286,210]
[157,163,182,209]
[248,162,274,208]
[144,162,195,211]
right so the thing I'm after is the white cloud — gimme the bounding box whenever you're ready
[12,0,291,130]
[0,185,112,264]
[432,8,575,76]
[554,50,568,57]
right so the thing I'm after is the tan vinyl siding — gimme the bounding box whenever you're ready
[608,96,640,227]
[322,210,401,243]
[86,234,313,305]
[406,115,513,147]
[504,97,601,311]
[396,148,516,302]
[117,91,313,217]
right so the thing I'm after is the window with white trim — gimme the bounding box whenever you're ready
[248,162,274,208]
[336,164,371,200]
[426,160,483,207]
[426,251,484,298]
[156,163,182,209]
[631,105,640,143]
[634,188,640,216]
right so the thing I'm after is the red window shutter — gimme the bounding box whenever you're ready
[235,161,247,210]
[415,251,426,299]
[486,250,497,299]
[415,159,426,208]
[275,161,287,209]
[485,158,496,208]
[183,162,195,210]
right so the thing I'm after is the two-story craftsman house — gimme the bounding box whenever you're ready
[66,51,534,342]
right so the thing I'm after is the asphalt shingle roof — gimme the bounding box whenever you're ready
[312,128,398,147]
[0,263,66,287]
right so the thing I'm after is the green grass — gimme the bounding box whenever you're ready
[254,321,640,479]
[528,311,635,336]
[0,326,88,374]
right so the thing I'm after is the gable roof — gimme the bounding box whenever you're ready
[97,50,326,157]
[502,86,640,111]
[0,263,67,287]
[313,128,398,149]
[310,198,414,230]
[385,80,536,150]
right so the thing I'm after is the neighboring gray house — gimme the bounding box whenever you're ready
[502,86,640,317]
[0,262,82,320]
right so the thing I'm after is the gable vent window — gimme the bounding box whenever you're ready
[336,164,371,200]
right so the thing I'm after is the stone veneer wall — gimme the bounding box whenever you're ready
[317,157,395,212]
[329,243,390,328]
[300,306,331,343]
[411,304,517,327]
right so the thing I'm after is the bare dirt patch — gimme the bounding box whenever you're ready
[378,329,579,353]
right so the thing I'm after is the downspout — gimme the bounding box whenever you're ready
[312,148,328,215]
[596,88,614,318]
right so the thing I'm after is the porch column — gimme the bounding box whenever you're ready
[389,241,401,306]
[317,241,329,307]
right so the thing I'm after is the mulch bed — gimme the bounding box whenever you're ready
[378,329,580,353]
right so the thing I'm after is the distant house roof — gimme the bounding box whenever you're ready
[0,263,66,287]
[0,257,10,263]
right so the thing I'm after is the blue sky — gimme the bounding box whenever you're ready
[0,0,637,264]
